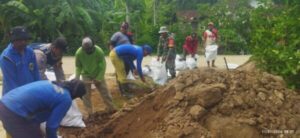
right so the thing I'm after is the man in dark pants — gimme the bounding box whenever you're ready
[0,79,86,138]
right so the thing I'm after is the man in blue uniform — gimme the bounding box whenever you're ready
[0,79,86,138]
[109,44,152,98]
[0,26,41,95]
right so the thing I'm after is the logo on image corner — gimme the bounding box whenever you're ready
[29,62,34,71]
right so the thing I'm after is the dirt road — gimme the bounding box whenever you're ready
[62,55,251,75]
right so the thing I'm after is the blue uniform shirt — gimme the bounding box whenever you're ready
[115,44,144,78]
[1,80,72,138]
[0,43,41,95]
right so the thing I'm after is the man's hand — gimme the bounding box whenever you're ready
[141,77,146,83]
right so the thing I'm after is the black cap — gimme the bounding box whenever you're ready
[10,26,32,41]
[52,37,67,52]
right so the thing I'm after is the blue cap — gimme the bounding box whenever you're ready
[143,44,152,54]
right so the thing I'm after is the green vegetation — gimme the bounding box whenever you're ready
[250,0,300,88]
[0,0,299,88]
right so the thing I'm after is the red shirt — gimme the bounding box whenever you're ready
[183,35,198,54]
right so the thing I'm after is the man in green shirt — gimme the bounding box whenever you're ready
[75,37,115,114]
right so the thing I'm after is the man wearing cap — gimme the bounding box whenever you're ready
[29,37,67,81]
[0,26,41,96]
[0,79,86,138]
[203,22,218,67]
[157,26,176,79]
[181,32,199,61]
[110,44,152,98]
[75,37,116,114]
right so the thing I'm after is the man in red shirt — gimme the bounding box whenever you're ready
[181,32,198,60]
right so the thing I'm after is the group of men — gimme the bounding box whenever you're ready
[0,23,153,138]
[0,26,87,138]
[0,21,218,138]
[157,21,219,78]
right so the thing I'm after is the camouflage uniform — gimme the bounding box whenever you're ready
[157,34,176,78]
[30,43,65,81]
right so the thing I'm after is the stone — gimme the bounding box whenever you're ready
[189,105,207,120]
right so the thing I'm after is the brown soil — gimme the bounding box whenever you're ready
[60,63,300,138]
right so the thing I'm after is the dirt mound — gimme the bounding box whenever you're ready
[61,68,300,138]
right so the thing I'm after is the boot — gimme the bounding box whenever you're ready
[119,83,134,99]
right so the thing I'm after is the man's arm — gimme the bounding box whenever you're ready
[34,50,47,80]
[157,37,163,60]
[110,32,119,50]
[95,47,106,81]
[53,60,65,82]
[46,100,71,138]
[136,52,145,82]
[75,51,82,79]
[0,56,18,95]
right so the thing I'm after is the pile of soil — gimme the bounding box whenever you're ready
[61,66,300,138]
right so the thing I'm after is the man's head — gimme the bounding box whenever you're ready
[208,22,214,30]
[10,26,32,49]
[142,44,152,56]
[120,22,129,33]
[58,79,86,99]
[82,37,95,54]
[159,26,168,37]
[50,37,67,59]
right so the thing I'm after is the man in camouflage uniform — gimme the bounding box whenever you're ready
[29,37,67,81]
[157,26,176,79]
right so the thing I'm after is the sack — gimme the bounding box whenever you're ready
[205,45,218,61]
[186,57,197,69]
[145,58,168,85]
[127,71,136,80]
[175,55,187,71]
[227,63,239,69]
[45,70,56,81]
[151,62,168,85]
[142,65,151,76]
[60,100,86,127]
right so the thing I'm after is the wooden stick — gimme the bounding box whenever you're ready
[224,57,229,70]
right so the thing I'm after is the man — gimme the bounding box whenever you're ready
[0,79,86,138]
[109,21,133,50]
[0,26,41,95]
[157,26,176,79]
[110,44,152,98]
[75,37,115,114]
[29,37,67,81]
[203,22,218,67]
[181,32,198,61]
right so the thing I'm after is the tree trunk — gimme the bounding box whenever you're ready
[125,0,130,23]
[153,0,157,25]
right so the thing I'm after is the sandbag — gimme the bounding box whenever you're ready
[60,100,86,127]
[186,56,198,69]
[152,62,168,85]
[143,58,168,85]
[175,55,187,71]
[127,71,136,80]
